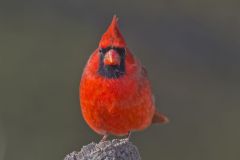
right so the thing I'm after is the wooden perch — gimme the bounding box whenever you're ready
[64,138,141,160]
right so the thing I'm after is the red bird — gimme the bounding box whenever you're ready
[80,16,168,141]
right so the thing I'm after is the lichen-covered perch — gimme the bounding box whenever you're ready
[64,138,141,160]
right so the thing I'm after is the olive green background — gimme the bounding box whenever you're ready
[0,0,239,160]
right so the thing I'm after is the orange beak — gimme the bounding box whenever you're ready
[103,49,121,66]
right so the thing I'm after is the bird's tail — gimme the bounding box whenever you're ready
[152,111,169,124]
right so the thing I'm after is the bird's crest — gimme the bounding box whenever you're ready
[99,15,126,48]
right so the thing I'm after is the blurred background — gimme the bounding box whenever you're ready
[0,0,240,160]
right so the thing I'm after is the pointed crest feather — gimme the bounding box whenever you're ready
[99,15,126,48]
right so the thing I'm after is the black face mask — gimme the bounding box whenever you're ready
[98,47,126,78]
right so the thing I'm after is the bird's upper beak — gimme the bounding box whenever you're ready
[103,49,121,66]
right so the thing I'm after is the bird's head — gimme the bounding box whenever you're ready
[98,15,127,78]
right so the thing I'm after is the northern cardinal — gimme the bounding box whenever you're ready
[80,16,168,141]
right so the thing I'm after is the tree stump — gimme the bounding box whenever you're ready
[64,138,141,160]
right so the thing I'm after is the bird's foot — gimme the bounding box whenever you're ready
[126,131,131,141]
[100,135,108,142]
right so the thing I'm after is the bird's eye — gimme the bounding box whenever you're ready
[114,48,125,55]
[99,47,111,54]
[99,48,106,55]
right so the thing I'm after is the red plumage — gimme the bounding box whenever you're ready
[80,16,168,138]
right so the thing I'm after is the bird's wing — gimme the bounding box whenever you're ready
[140,66,169,125]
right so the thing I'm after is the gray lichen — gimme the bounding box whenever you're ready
[64,139,141,160]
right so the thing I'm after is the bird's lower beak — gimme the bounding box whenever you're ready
[103,49,121,65]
